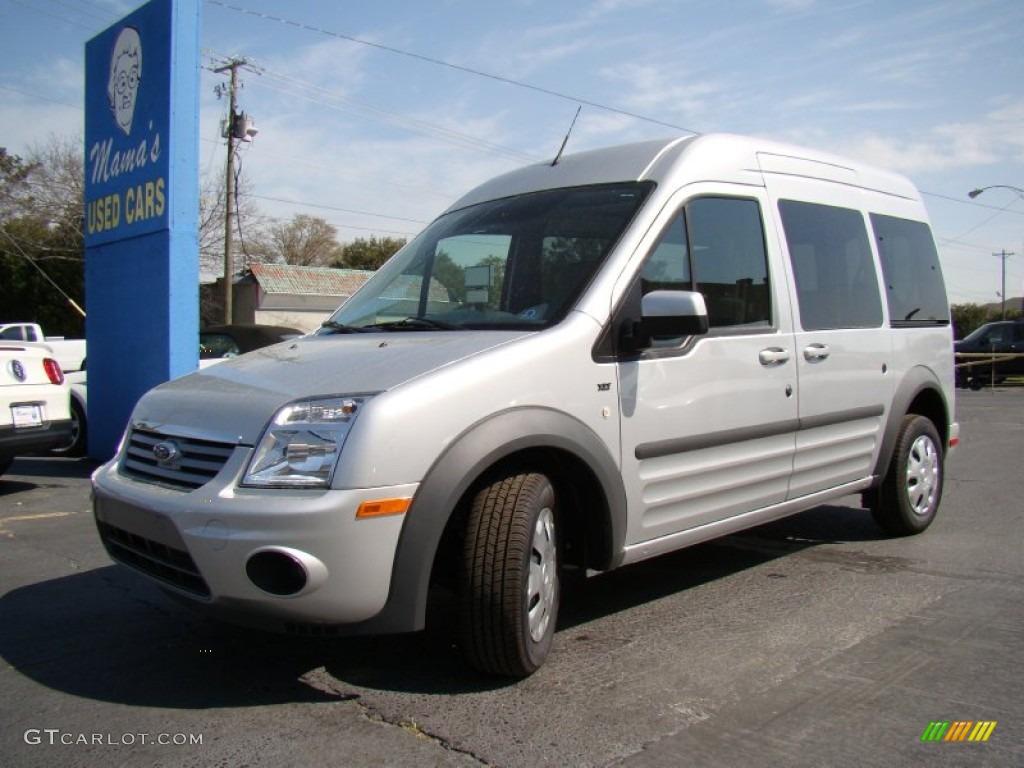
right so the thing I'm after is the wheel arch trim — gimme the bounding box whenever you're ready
[371,406,626,634]
[871,366,951,484]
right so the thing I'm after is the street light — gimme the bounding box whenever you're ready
[968,184,1024,200]
[966,185,1023,318]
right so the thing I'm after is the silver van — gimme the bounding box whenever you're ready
[93,133,958,677]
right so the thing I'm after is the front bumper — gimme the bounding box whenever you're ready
[92,448,418,632]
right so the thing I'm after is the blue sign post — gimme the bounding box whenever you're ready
[84,0,200,459]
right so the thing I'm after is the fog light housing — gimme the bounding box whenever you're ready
[246,550,308,596]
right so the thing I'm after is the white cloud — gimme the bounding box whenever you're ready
[825,104,1024,175]
[598,62,721,127]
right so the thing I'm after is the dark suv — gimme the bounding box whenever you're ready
[955,318,1024,388]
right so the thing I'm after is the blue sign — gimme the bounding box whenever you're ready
[85,3,177,245]
[83,0,200,458]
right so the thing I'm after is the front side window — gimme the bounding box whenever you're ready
[779,200,883,331]
[639,196,772,330]
[323,183,652,332]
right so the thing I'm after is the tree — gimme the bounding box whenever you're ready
[950,303,990,339]
[332,235,406,271]
[0,148,35,221]
[0,139,85,338]
[250,213,343,267]
[199,168,264,277]
[950,302,1021,339]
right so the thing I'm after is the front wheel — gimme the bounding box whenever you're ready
[871,415,944,536]
[460,472,559,678]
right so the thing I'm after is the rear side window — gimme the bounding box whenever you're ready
[870,214,949,325]
[779,200,883,330]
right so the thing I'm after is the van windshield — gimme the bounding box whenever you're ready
[321,182,653,332]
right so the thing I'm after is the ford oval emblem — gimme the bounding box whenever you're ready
[8,359,27,382]
[152,440,181,463]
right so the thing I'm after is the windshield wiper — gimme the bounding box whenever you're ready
[373,317,461,331]
[319,320,375,334]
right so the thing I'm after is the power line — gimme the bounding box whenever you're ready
[0,227,86,317]
[204,0,702,135]
[250,67,543,164]
[203,207,419,240]
[923,189,1024,215]
[0,85,80,110]
[7,0,97,30]
[242,193,429,225]
[46,0,112,24]
[200,50,543,164]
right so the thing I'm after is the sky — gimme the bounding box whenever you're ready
[1,0,1023,306]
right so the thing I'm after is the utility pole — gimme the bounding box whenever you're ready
[214,57,256,325]
[994,250,1014,320]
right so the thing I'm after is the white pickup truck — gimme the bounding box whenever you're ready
[0,323,86,373]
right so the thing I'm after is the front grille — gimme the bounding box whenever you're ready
[98,521,210,598]
[121,428,235,490]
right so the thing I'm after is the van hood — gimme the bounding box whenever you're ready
[132,331,530,444]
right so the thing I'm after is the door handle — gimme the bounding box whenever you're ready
[803,343,830,361]
[759,347,790,366]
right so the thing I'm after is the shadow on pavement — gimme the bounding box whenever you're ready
[0,502,892,703]
[2,456,100,481]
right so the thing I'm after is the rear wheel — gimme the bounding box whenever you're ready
[871,415,943,536]
[49,398,86,457]
[460,472,559,677]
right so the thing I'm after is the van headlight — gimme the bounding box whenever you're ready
[242,396,370,488]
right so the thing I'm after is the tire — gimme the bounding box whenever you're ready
[0,456,11,478]
[871,415,944,536]
[460,472,559,678]
[49,398,87,457]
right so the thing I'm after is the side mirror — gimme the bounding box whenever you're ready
[639,290,709,342]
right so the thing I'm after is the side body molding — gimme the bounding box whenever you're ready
[368,406,627,634]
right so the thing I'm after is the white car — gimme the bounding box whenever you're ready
[0,341,72,476]
[51,326,304,458]
[48,369,88,457]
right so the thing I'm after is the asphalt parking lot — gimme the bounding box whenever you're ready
[2,388,1022,767]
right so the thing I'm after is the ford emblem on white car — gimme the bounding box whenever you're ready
[152,440,181,463]
[8,359,27,382]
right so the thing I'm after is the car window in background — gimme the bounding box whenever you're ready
[199,325,304,360]
[199,333,241,359]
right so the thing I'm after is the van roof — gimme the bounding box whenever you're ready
[446,133,919,212]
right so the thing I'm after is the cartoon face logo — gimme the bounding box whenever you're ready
[107,26,142,136]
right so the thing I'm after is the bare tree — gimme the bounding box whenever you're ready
[199,168,264,277]
[26,136,85,239]
[252,213,344,267]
